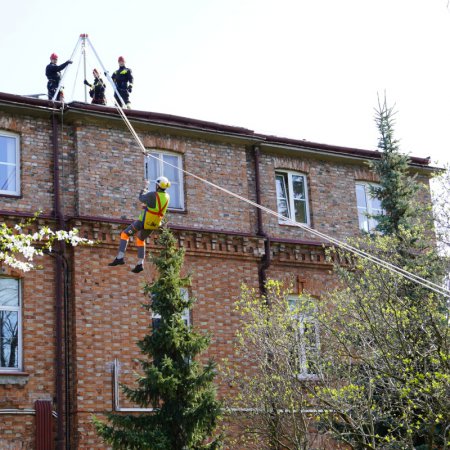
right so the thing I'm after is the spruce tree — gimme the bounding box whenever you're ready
[95,228,222,450]
[370,96,419,237]
[313,97,450,449]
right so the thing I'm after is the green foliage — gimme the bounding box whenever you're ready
[222,280,321,450]
[370,96,420,237]
[95,228,222,450]
[312,97,450,449]
[316,237,450,449]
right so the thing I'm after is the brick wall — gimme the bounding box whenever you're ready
[0,99,433,448]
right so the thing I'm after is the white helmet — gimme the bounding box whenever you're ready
[156,176,171,190]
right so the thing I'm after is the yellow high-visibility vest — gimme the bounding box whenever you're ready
[143,191,170,230]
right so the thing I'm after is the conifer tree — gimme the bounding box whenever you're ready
[95,228,222,450]
[313,97,450,449]
[370,96,420,237]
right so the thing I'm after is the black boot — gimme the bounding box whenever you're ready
[131,264,143,273]
[108,257,124,266]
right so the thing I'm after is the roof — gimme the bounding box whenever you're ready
[0,91,432,167]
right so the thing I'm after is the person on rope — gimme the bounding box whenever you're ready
[109,176,171,273]
[83,68,106,105]
[46,53,72,101]
[111,56,133,109]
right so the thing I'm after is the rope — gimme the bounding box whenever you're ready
[110,100,450,298]
[52,37,82,102]
[58,35,450,299]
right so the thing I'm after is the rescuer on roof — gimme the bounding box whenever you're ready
[111,56,133,109]
[84,68,106,105]
[46,53,72,101]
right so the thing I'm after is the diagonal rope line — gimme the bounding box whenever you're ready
[112,101,450,298]
[67,35,450,299]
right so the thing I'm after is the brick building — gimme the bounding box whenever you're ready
[0,92,433,449]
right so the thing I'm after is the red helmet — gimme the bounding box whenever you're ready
[118,56,125,63]
[50,53,58,60]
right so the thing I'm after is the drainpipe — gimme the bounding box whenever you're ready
[253,145,271,295]
[51,112,65,450]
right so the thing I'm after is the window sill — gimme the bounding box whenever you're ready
[0,193,21,199]
[278,220,310,227]
[168,208,187,214]
[0,372,29,385]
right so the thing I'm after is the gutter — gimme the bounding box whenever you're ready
[51,112,66,450]
[253,145,271,295]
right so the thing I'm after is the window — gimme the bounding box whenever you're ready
[146,151,184,210]
[151,288,190,331]
[288,295,319,378]
[0,132,20,196]
[355,182,383,232]
[0,278,22,371]
[275,171,310,224]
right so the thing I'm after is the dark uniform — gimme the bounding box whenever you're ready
[112,59,133,108]
[46,60,72,101]
[84,74,106,105]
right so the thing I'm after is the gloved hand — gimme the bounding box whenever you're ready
[83,79,90,86]
[127,85,133,93]
[68,60,73,64]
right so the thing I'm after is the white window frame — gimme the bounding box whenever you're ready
[0,278,22,372]
[355,182,383,233]
[145,150,184,210]
[275,170,310,225]
[0,131,20,196]
[288,295,319,379]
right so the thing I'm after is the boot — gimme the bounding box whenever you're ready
[108,257,124,266]
[131,264,143,273]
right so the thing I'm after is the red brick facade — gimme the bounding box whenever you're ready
[0,93,433,449]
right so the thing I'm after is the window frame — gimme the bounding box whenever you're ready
[275,170,310,225]
[288,295,319,379]
[0,278,22,372]
[0,131,21,197]
[355,182,383,233]
[151,288,190,330]
[145,150,184,211]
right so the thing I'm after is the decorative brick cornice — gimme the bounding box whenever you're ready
[0,211,332,265]
[270,240,332,269]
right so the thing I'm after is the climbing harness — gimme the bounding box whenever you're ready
[142,192,170,230]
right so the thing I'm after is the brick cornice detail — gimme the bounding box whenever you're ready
[0,212,331,265]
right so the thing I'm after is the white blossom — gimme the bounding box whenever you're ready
[0,224,93,271]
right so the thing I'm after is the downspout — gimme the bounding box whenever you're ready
[253,145,271,295]
[51,112,65,450]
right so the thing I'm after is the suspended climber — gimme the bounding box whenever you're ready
[46,53,73,101]
[84,68,107,105]
[111,56,133,109]
[109,176,171,273]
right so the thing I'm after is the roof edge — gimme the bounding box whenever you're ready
[0,92,432,167]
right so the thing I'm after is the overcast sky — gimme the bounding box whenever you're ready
[2,0,450,165]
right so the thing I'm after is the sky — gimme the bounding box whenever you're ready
[2,0,450,166]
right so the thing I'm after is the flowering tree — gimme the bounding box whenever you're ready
[0,215,93,271]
